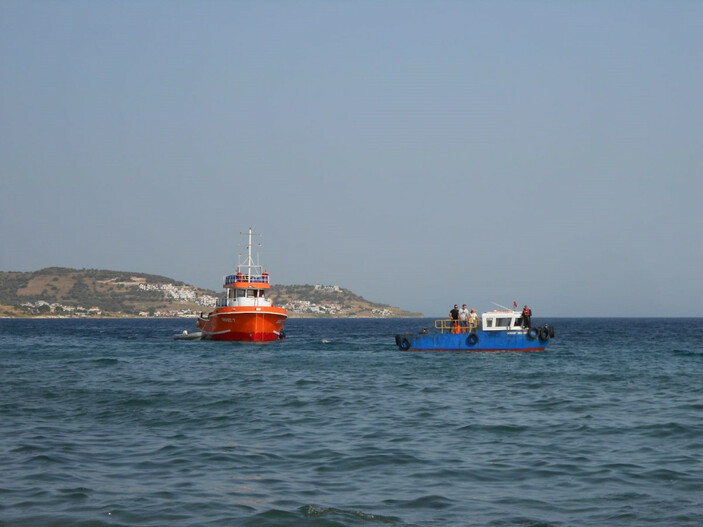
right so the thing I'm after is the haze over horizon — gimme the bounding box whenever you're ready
[1,1,701,318]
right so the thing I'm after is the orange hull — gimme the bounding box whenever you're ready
[197,306,287,341]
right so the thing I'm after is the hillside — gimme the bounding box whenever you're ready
[269,284,422,318]
[0,267,217,317]
[0,268,421,318]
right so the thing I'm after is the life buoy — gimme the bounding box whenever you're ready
[467,333,479,346]
[527,327,539,340]
[539,327,550,341]
[400,338,411,350]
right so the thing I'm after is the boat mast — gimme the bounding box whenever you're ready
[246,227,253,270]
[238,227,262,276]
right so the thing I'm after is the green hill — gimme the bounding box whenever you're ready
[0,268,421,318]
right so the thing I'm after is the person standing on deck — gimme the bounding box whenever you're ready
[458,304,470,332]
[449,304,460,333]
[522,305,532,328]
[469,308,481,330]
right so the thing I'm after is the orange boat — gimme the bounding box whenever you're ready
[196,228,287,341]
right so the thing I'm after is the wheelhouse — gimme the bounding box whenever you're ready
[481,310,525,331]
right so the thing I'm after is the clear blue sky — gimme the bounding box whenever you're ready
[1,1,701,317]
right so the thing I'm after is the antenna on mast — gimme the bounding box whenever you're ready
[237,227,263,275]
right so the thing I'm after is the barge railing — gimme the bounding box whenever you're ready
[435,319,479,334]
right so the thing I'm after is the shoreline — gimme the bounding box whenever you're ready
[0,313,424,320]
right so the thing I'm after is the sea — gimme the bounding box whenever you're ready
[1,317,701,527]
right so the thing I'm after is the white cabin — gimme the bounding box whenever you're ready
[481,310,526,332]
[222,284,272,308]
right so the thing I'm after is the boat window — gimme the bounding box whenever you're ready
[497,318,511,327]
[237,289,245,298]
[486,318,493,328]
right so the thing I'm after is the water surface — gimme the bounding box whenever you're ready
[1,317,701,526]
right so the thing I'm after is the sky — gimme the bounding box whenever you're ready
[1,1,701,317]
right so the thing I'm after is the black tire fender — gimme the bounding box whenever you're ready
[539,327,550,341]
[527,327,539,340]
[467,333,479,346]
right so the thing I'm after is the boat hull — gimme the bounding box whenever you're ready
[395,329,550,352]
[197,306,287,341]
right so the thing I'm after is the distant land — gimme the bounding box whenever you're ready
[0,268,422,318]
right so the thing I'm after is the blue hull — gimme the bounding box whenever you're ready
[395,329,551,352]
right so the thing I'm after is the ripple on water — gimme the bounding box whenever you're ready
[1,318,702,526]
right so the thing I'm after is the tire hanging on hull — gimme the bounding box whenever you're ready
[539,327,550,342]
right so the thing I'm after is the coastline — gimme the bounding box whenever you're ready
[0,313,424,320]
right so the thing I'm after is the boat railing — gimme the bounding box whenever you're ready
[224,273,270,285]
[435,319,479,334]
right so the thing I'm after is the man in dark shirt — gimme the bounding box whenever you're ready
[449,304,460,333]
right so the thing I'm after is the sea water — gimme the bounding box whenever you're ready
[1,317,701,526]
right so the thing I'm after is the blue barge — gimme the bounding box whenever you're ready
[395,309,554,352]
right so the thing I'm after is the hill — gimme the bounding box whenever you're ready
[269,284,421,317]
[0,267,216,317]
[0,268,421,318]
